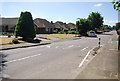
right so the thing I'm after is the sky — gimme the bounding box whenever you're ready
[0,1,118,26]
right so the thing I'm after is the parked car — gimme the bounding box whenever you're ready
[87,31,97,37]
[104,29,110,32]
[117,29,120,35]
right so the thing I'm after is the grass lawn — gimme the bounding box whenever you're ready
[37,34,79,39]
[1,34,80,45]
[0,37,25,45]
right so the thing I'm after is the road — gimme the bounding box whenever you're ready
[1,31,118,79]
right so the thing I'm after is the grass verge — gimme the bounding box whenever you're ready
[0,37,26,45]
[37,34,79,39]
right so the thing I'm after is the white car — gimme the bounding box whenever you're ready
[87,31,97,37]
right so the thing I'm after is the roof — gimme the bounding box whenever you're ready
[0,18,18,26]
[67,23,76,29]
[54,21,67,29]
[54,21,76,29]
[34,18,55,28]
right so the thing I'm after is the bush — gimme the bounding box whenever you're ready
[68,31,78,34]
[59,31,65,34]
[12,38,19,44]
[63,28,69,34]
[96,30,103,34]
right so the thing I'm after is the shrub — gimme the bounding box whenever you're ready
[68,31,78,34]
[63,28,69,34]
[14,11,36,39]
[59,31,65,34]
[12,38,19,44]
[96,30,103,34]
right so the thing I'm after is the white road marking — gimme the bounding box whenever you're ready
[4,53,41,64]
[100,45,104,47]
[68,45,74,48]
[108,38,112,43]
[81,47,88,51]
[55,46,59,48]
[79,47,94,68]
[46,45,51,48]
[63,45,74,49]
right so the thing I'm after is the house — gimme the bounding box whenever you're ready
[53,21,67,31]
[67,23,76,30]
[53,21,76,31]
[0,18,18,33]
[34,18,55,34]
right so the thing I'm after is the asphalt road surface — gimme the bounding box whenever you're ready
[1,31,118,79]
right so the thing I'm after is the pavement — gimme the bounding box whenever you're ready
[0,41,51,51]
[76,31,119,80]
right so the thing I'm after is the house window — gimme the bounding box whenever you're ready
[46,28,48,31]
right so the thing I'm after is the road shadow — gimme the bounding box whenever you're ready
[18,38,41,43]
[0,52,8,69]
[73,37,81,40]
[85,36,98,38]
[101,33,113,35]
[0,52,8,79]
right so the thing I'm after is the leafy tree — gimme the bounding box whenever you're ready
[116,22,120,30]
[14,11,36,39]
[112,0,120,11]
[88,12,104,30]
[76,18,90,35]
[76,21,80,34]
[112,0,120,50]
[103,25,112,30]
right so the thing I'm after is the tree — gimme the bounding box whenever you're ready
[14,11,36,39]
[116,22,120,30]
[88,12,104,30]
[112,0,120,50]
[76,18,90,35]
[112,0,120,11]
[103,25,111,30]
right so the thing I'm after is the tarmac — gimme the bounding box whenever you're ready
[0,34,119,81]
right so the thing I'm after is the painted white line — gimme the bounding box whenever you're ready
[79,48,94,68]
[108,38,113,43]
[4,53,41,64]
[81,47,88,51]
[68,45,74,48]
[100,45,104,47]
[63,45,74,49]
[55,46,59,48]
[46,45,51,48]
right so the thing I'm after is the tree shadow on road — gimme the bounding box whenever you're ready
[101,33,113,35]
[0,52,8,78]
[18,38,42,43]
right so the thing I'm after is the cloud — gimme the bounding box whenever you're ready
[94,4,103,7]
